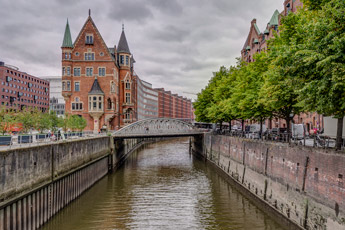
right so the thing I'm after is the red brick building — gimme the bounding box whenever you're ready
[0,61,49,112]
[155,88,193,122]
[240,0,323,132]
[61,12,136,132]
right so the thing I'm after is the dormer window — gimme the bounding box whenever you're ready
[86,34,93,45]
[120,55,124,65]
[126,56,129,65]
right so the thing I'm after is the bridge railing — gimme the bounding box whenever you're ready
[113,118,199,136]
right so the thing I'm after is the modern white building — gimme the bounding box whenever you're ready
[136,76,158,120]
[41,76,65,116]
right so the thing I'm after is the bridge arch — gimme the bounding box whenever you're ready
[113,118,196,136]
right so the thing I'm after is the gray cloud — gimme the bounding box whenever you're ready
[0,0,284,99]
[108,0,153,22]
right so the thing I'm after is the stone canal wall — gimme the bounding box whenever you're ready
[195,134,345,230]
[0,137,144,230]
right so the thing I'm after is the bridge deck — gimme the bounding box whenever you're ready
[113,132,205,139]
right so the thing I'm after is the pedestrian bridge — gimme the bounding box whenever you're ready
[113,118,205,139]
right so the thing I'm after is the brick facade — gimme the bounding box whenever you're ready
[61,15,136,132]
[155,88,193,122]
[0,62,49,112]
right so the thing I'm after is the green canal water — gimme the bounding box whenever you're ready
[41,138,286,230]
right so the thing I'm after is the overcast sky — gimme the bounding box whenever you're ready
[0,0,284,100]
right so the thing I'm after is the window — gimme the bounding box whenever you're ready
[100,52,104,56]
[125,110,131,120]
[107,98,112,109]
[86,68,93,76]
[84,52,95,61]
[74,68,81,76]
[86,34,93,44]
[67,81,71,91]
[89,95,103,111]
[75,52,79,56]
[67,67,71,75]
[125,80,131,89]
[120,55,124,65]
[62,67,66,76]
[125,93,131,104]
[64,53,70,60]
[74,82,80,92]
[126,56,129,65]
[98,67,105,76]
[62,82,66,91]
[72,102,83,111]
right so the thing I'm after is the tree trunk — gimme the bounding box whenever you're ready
[260,118,263,139]
[285,116,291,142]
[229,120,232,131]
[219,121,223,131]
[336,117,343,151]
[242,119,244,132]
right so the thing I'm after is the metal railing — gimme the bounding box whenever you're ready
[0,131,109,151]
[212,129,344,150]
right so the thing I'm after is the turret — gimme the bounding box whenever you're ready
[61,19,73,100]
[61,19,73,61]
[117,25,131,69]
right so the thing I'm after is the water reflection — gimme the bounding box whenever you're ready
[41,138,285,230]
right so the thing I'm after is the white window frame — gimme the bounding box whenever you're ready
[125,93,131,104]
[74,81,80,92]
[86,67,93,77]
[85,34,94,44]
[73,67,81,77]
[98,67,106,77]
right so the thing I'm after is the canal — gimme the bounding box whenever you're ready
[41,138,286,230]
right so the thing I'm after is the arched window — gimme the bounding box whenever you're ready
[125,80,131,89]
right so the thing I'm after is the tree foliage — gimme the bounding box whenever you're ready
[194,0,345,147]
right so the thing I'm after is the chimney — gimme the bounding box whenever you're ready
[0,61,4,66]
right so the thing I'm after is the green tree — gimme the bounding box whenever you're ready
[58,113,70,132]
[194,66,227,124]
[213,65,241,130]
[295,0,345,149]
[17,109,34,133]
[0,107,16,135]
[260,12,306,135]
[67,115,79,131]
[49,111,60,133]
[76,116,87,131]
[236,53,272,136]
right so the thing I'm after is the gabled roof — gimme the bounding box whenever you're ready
[242,24,261,50]
[117,27,131,54]
[269,10,280,26]
[254,24,261,35]
[62,19,73,48]
[72,14,113,59]
[88,77,104,95]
